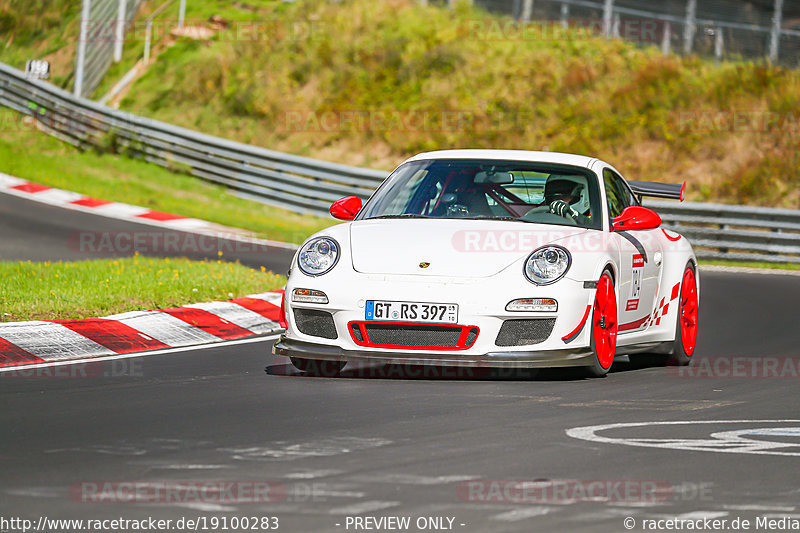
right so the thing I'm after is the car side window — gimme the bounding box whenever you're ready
[603,168,636,219]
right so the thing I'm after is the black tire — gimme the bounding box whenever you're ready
[667,263,698,367]
[585,270,617,378]
[290,357,346,377]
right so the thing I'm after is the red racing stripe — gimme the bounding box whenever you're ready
[161,307,253,339]
[670,282,680,301]
[561,305,592,343]
[0,338,45,367]
[619,315,650,332]
[53,318,170,354]
[12,182,51,193]
[662,228,682,242]
[229,297,282,322]
[71,197,112,208]
[136,210,186,222]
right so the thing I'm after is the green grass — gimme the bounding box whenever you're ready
[94,0,299,99]
[0,0,82,89]
[110,0,800,208]
[0,255,285,322]
[701,259,800,271]
[0,109,335,243]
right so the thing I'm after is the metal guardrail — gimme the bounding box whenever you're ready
[0,63,385,215]
[1,62,798,264]
[647,200,800,263]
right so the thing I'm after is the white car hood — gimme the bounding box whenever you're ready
[350,219,588,278]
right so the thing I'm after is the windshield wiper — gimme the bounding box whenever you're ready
[461,216,534,223]
[367,214,431,219]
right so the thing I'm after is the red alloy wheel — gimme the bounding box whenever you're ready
[592,272,618,370]
[679,268,698,357]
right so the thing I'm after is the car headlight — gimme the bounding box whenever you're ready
[524,245,571,285]
[297,237,340,276]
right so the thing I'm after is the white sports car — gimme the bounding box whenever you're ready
[273,150,699,377]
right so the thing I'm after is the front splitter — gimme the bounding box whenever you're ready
[273,337,594,368]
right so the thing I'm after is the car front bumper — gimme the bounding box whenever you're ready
[273,337,594,368]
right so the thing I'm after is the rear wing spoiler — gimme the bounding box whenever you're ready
[627,180,685,202]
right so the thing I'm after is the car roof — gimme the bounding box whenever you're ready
[404,149,598,168]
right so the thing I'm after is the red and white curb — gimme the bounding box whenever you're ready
[0,172,297,250]
[0,291,284,369]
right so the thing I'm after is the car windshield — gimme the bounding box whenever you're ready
[358,159,603,230]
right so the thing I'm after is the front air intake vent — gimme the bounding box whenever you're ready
[495,319,556,347]
[293,309,337,339]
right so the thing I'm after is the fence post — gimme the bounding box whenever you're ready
[683,0,696,54]
[661,21,672,55]
[714,27,724,63]
[113,0,126,62]
[603,0,614,38]
[612,13,621,38]
[769,0,784,62]
[560,2,569,28]
[521,0,533,23]
[144,20,153,64]
[178,0,186,28]
[74,0,92,97]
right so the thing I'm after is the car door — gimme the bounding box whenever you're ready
[602,168,663,333]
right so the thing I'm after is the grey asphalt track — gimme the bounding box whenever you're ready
[3,269,800,531]
[2,191,800,532]
[0,191,295,272]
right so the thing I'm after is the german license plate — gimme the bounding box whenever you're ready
[366,301,458,323]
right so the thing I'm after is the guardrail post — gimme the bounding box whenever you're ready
[74,0,92,97]
[769,0,784,62]
[683,0,696,54]
[114,0,126,62]
[560,3,569,28]
[603,0,614,38]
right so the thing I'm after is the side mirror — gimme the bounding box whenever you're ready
[330,196,362,221]
[612,206,662,232]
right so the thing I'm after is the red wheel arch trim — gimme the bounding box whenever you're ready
[662,228,682,241]
[561,305,592,344]
[278,289,288,329]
